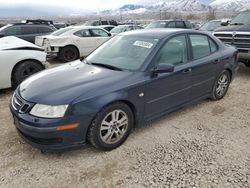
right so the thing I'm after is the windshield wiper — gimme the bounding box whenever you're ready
[91,63,123,71]
[230,23,244,25]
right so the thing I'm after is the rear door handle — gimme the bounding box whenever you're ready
[182,68,192,74]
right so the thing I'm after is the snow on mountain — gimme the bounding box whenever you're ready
[162,0,209,12]
[210,0,250,11]
[102,0,250,16]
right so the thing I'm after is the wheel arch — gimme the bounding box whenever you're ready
[11,59,44,87]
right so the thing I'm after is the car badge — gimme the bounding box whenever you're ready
[232,31,237,37]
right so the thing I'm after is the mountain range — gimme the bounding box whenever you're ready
[111,0,250,15]
[0,0,249,17]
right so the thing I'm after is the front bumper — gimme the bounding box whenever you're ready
[10,105,92,151]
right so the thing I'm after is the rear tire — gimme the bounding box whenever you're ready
[211,70,231,100]
[12,60,44,88]
[87,102,134,151]
[59,46,79,62]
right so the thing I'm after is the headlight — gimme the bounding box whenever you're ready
[30,104,68,118]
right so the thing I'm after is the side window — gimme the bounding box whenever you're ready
[90,29,109,37]
[40,26,53,33]
[101,21,108,25]
[175,21,185,28]
[125,26,134,31]
[21,26,37,35]
[157,35,188,66]
[209,38,218,53]
[4,26,22,35]
[190,35,211,59]
[74,30,91,37]
[167,22,176,28]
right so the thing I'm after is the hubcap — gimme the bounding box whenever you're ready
[100,110,128,144]
[22,66,39,79]
[216,74,229,97]
[64,49,77,61]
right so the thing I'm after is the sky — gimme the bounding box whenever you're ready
[0,0,145,11]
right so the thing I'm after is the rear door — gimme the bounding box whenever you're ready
[188,34,220,99]
[73,29,97,56]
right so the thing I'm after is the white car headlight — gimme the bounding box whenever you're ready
[30,104,68,118]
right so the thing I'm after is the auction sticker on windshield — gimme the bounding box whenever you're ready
[133,41,154,49]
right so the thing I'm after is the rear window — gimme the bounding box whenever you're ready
[51,27,73,36]
[175,21,185,28]
[146,21,168,29]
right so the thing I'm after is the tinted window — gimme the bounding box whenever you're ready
[101,21,108,25]
[21,26,36,34]
[167,22,176,28]
[4,26,22,35]
[157,35,187,66]
[40,26,53,33]
[90,29,109,37]
[209,38,218,53]
[190,35,211,59]
[125,26,134,31]
[146,21,168,29]
[175,21,185,28]
[74,29,91,37]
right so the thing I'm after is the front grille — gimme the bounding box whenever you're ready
[11,93,32,113]
[214,32,250,50]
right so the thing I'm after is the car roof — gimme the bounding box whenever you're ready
[119,28,208,39]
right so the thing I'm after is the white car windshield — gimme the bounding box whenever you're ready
[86,35,159,71]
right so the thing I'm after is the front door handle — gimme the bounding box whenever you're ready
[182,68,192,74]
[214,59,221,64]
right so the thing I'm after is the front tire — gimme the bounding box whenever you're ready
[211,70,231,100]
[12,60,44,88]
[87,102,134,151]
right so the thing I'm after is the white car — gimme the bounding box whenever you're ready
[0,36,47,89]
[35,26,111,62]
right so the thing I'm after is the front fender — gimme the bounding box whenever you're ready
[69,87,146,126]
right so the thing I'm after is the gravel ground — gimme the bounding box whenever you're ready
[0,64,249,188]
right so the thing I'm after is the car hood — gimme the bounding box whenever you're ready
[215,25,250,32]
[0,36,43,51]
[19,60,134,105]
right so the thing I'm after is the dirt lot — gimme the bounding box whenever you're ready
[0,64,249,188]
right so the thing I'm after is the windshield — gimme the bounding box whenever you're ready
[199,21,222,31]
[231,11,250,25]
[146,21,168,29]
[86,35,159,71]
[110,26,125,33]
[0,24,12,32]
[51,27,73,36]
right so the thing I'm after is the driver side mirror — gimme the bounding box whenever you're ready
[152,64,174,74]
[108,33,112,37]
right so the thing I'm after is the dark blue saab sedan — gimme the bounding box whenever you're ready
[10,29,238,151]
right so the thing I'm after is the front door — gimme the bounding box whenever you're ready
[144,35,192,120]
